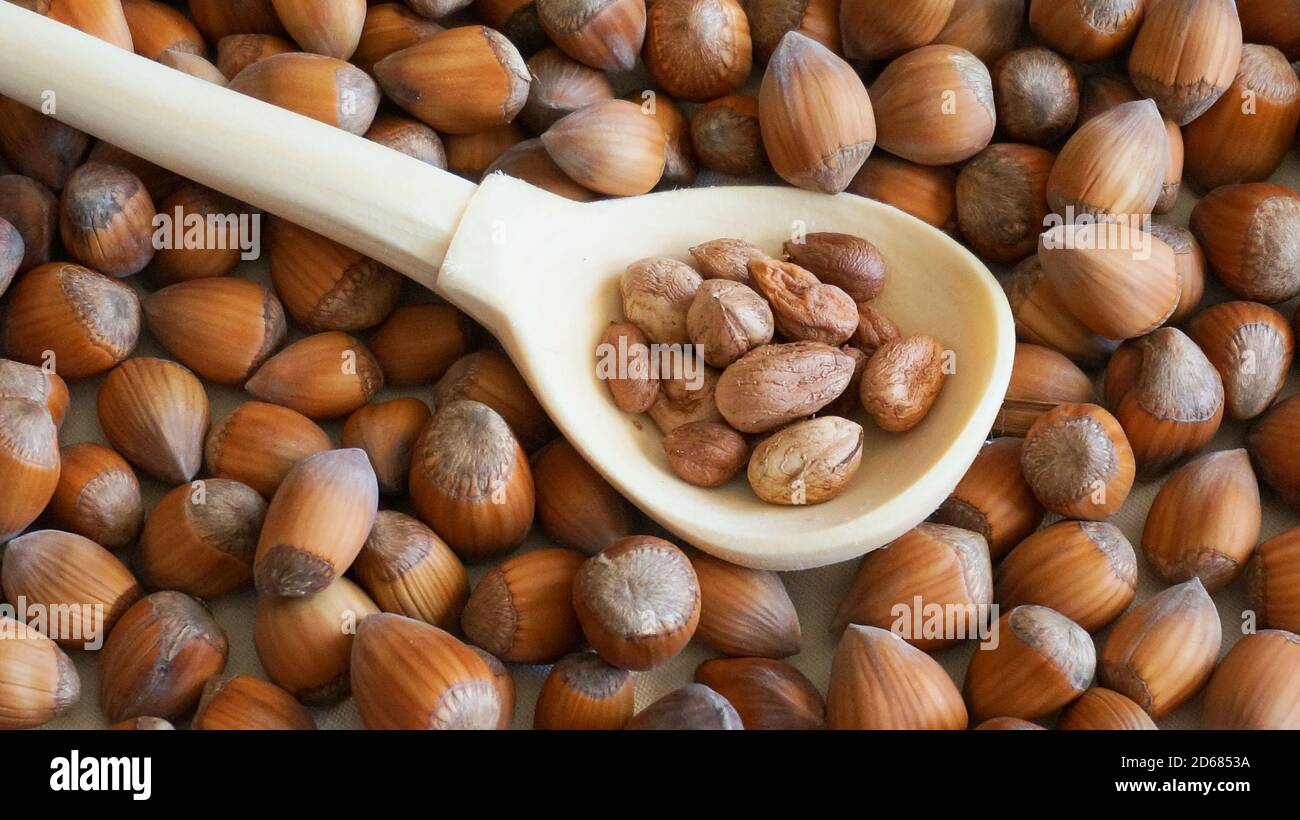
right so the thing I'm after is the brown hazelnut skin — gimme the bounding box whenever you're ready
[686,279,774,368]
[59,162,156,278]
[662,421,749,488]
[597,321,660,414]
[955,143,1054,265]
[644,0,752,102]
[782,232,887,303]
[991,47,1079,146]
[571,536,701,670]
[690,94,766,178]
[860,334,949,432]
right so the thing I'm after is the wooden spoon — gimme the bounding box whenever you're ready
[0,5,1014,569]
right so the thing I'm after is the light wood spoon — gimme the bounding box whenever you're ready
[0,5,1014,569]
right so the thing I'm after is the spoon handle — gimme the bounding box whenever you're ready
[0,3,478,290]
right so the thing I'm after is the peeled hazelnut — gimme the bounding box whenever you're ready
[341,397,431,496]
[1184,44,1300,191]
[955,143,1054,265]
[0,398,60,542]
[1058,687,1157,730]
[215,33,296,79]
[193,675,316,731]
[254,577,378,704]
[747,0,842,64]
[965,606,1095,722]
[461,548,585,663]
[621,256,703,345]
[541,99,667,196]
[1104,327,1225,477]
[1002,256,1119,369]
[860,334,948,433]
[0,97,91,191]
[1099,578,1222,718]
[370,304,473,388]
[839,0,954,61]
[694,657,824,730]
[134,479,264,599]
[244,331,384,420]
[572,536,700,670]
[351,613,503,730]
[534,651,634,730]
[689,94,765,178]
[749,258,857,345]
[1142,448,1260,591]
[688,238,767,285]
[0,617,80,729]
[596,321,659,415]
[847,153,958,233]
[759,32,875,194]
[532,439,630,554]
[1247,395,1300,507]
[97,357,210,485]
[686,279,774,368]
[1128,0,1243,125]
[144,184,251,287]
[996,520,1137,633]
[486,138,599,201]
[1046,99,1167,220]
[444,126,525,180]
[851,304,901,357]
[353,4,443,74]
[0,174,57,274]
[663,421,749,488]
[0,359,68,427]
[834,523,992,650]
[144,278,287,386]
[520,47,614,134]
[432,350,556,451]
[782,232,886,303]
[991,47,1079,146]
[827,624,967,730]
[351,510,469,630]
[46,443,142,551]
[3,262,140,379]
[254,449,379,598]
[934,0,1024,65]
[100,591,228,723]
[870,45,995,166]
[1189,182,1300,304]
[229,52,379,135]
[366,114,448,169]
[1188,301,1293,421]
[269,219,402,332]
[626,684,743,730]
[716,342,854,433]
[536,0,647,72]
[1037,222,1179,340]
[691,551,800,658]
[374,26,529,135]
[645,0,751,102]
[1148,223,1206,325]
[408,400,535,562]
[929,438,1044,560]
[1201,629,1300,730]
[748,416,863,505]
[624,89,697,186]
[205,401,332,498]
[1028,0,1145,62]
[1020,402,1135,520]
[1,529,141,647]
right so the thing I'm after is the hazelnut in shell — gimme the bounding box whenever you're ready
[143,277,287,385]
[1189,182,1300,304]
[366,114,448,170]
[1200,629,1300,730]
[193,674,316,730]
[351,510,468,630]
[0,174,58,274]
[0,397,60,542]
[870,45,995,166]
[934,0,1025,65]
[532,438,631,554]
[847,153,957,233]
[1020,402,1135,520]
[1247,395,1300,507]
[1045,99,1167,220]
[244,331,384,419]
[461,548,585,663]
[1127,0,1242,125]
[1057,687,1157,730]
[1002,256,1119,369]
[955,143,1054,265]
[694,657,824,730]
[215,32,295,79]
[690,94,766,178]
[534,651,634,730]
[229,52,379,135]
[0,359,68,426]
[271,0,365,60]
[0,97,91,191]
[46,443,142,551]
[341,397,431,496]
[97,357,210,485]
[541,99,667,197]
[930,438,1044,560]
[839,0,954,61]
[1027,0,1144,62]
[626,684,743,730]
[826,624,967,730]
[1247,526,1300,633]
[520,47,614,134]
[369,303,474,387]
[691,551,800,658]
[965,605,1096,722]
[121,0,205,60]
[205,401,332,498]
[536,0,646,72]
[1187,301,1293,421]
[991,47,1079,147]
[747,0,842,64]
[431,349,555,452]
[644,0,752,102]
[144,184,250,287]
[269,218,402,332]
[57,162,154,279]
[0,617,80,729]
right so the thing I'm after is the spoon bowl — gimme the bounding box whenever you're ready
[0,3,1015,568]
